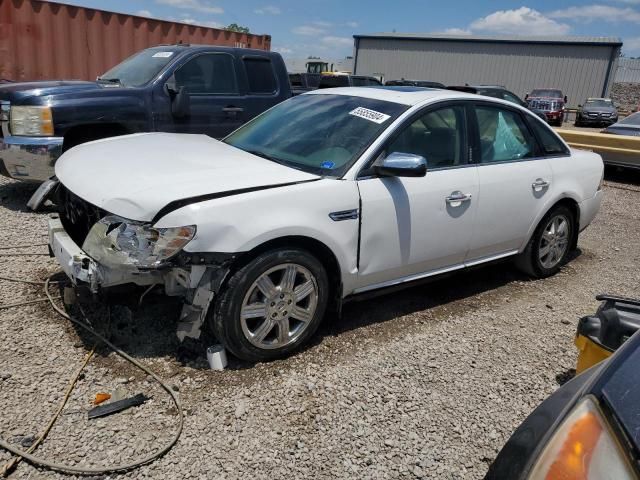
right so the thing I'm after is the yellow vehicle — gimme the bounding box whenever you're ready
[575,295,640,373]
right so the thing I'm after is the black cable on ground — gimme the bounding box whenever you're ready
[0,274,185,475]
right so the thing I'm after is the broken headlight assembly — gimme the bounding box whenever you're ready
[83,215,196,269]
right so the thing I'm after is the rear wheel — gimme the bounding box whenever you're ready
[210,248,329,362]
[516,205,575,278]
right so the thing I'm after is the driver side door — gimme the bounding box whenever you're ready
[355,102,479,292]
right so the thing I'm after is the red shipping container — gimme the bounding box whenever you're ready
[0,0,271,82]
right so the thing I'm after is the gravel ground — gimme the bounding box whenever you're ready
[1,171,639,480]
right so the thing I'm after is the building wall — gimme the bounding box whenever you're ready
[0,0,271,82]
[616,58,640,84]
[354,38,620,106]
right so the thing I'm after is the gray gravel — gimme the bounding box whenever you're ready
[1,172,639,479]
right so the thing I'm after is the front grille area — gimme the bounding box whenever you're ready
[57,184,107,247]
[529,100,560,112]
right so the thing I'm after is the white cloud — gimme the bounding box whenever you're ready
[179,16,223,28]
[254,5,281,15]
[470,7,571,35]
[321,36,354,48]
[442,27,472,35]
[345,21,359,28]
[293,25,326,35]
[624,36,640,54]
[136,9,153,17]
[155,0,223,15]
[312,20,333,27]
[273,46,294,55]
[549,5,640,23]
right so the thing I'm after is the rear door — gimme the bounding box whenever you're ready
[466,102,553,262]
[239,56,284,123]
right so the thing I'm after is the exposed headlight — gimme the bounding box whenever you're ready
[83,215,196,269]
[10,106,54,136]
[527,396,636,480]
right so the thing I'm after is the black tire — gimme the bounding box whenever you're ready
[210,248,329,362]
[515,205,575,278]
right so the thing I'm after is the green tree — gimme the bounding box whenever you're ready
[227,23,250,33]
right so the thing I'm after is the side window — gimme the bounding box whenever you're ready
[174,54,238,94]
[351,77,366,87]
[244,58,277,94]
[474,106,537,163]
[527,117,570,156]
[387,106,466,169]
[502,91,525,106]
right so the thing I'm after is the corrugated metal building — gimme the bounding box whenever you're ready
[0,0,271,82]
[616,58,640,84]
[353,33,622,106]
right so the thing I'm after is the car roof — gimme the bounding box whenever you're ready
[304,86,474,106]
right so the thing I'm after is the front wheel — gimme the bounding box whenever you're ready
[210,248,329,362]
[516,206,575,278]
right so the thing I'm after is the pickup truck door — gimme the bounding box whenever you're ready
[465,102,553,262]
[355,103,479,292]
[154,52,248,139]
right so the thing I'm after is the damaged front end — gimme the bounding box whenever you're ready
[47,183,235,342]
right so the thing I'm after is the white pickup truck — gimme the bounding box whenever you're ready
[41,87,604,362]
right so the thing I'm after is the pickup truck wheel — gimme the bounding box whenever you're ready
[210,249,329,362]
[516,205,574,278]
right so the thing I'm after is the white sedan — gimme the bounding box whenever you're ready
[44,87,604,361]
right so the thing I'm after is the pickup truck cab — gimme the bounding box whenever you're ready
[289,73,322,96]
[318,73,382,89]
[0,45,291,182]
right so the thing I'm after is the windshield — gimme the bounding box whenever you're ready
[619,112,640,126]
[530,89,563,99]
[99,47,181,87]
[224,94,409,176]
[585,99,613,108]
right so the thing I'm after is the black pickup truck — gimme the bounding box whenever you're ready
[0,44,292,182]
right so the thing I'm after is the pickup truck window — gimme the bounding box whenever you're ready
[224,94,408,176]
[99,47,181,87]
[244,58,276,94]
[175,53,238,95]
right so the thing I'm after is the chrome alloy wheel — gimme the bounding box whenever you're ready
[538,214,570,269]
[240,263,319,350]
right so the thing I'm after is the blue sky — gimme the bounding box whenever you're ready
[56,1,640,57]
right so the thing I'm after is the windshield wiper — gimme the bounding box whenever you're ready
[97,77,123,85]
[245,149,285,165]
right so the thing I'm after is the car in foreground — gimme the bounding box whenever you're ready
[526,89,568,126]
[318,73,382,88]
[486,302,640,479]
[0,45,291,183]
[575,98,619,127]
[41,88,604,362]
[385,79,445,88]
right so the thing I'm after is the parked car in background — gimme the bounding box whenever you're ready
[486,305,640,479]
[289,72,321,96]
[385,79,445,88]
[447,85,547,121]
[0,45,292,183]
[318,73,382,88]
[526,89,568,126]
[41,87,603,362]
[575,98,619,127]
[602,111,640,137]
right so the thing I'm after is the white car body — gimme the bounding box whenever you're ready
[46,87,604,346]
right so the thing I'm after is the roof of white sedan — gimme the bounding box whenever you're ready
[305,86,475,106]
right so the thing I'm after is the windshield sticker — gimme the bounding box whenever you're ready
[152,52,174,58]
[349,107,391,124]
[320,161,335,169]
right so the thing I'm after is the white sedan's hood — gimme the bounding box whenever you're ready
[55,133,318,222]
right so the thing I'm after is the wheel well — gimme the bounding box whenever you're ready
[62,123,130,152]
[226,236,343,306]
[548,197,580,249]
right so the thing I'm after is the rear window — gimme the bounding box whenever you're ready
[244,58,277,94]
[527,116,570,156]
[319,76,349,88]
[352,77,382,87]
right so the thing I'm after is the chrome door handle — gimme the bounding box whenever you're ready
[532,178,550,191]
[222,107,244,113]
[445,191,472,205]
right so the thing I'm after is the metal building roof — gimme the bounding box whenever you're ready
[353,32,623,47]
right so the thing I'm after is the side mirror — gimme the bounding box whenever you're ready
[373,152,427,178]
[171,86,190,118]
[564,95,568,103]
[525,93,529,100]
